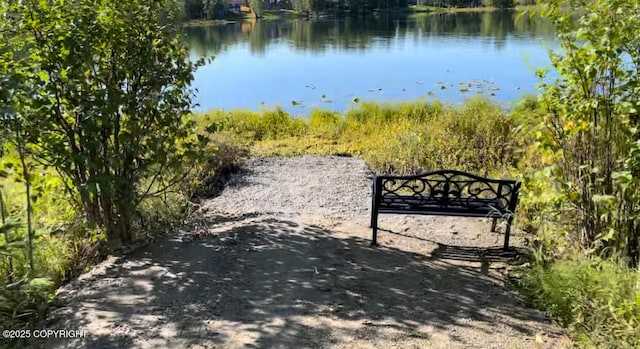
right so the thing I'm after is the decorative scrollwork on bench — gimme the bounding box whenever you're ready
[370,170,521,250]
[379,171,516,212]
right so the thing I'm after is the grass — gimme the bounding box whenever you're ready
[518,255,640,349]
[0,158,90,329]
[194,97,535,177]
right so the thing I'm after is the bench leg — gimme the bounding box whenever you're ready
[369,181,375,228]
[370,179,380,246]
[491,218,498,232]
[503,216,513,251]
[371,211,379,246]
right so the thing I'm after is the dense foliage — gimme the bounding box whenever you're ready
[0,0,211,330]
[533,0,640,266]
[181,0,229,19]
[516,0,640,347]
[1,0,207,249]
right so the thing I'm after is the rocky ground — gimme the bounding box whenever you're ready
[36,155,569,349]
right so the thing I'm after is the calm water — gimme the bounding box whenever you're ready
[186,11,557,114]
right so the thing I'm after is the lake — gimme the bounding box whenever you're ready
[186,10,557,114]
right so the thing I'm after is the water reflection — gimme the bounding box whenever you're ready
[186,11,555,56]
[186,11,556,114]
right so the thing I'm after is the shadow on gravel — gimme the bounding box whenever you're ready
[41,215,547,348]
[430,243,532,264]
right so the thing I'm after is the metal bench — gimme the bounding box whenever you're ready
[370,170,521,250]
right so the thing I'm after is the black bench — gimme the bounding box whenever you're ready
[370,170,521,250]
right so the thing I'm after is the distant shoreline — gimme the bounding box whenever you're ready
[182,5,541,27]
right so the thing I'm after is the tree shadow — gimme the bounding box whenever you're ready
[38,214,556,349]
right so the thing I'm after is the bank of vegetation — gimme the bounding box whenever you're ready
[0,0,638,348]
[196,98,530,175]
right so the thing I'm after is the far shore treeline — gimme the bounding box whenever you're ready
[179,0,536,20]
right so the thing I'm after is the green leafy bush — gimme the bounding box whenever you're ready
[533,0,640,265]
[0,0,207,249]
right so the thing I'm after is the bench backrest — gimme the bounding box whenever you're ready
[374,170,521,214]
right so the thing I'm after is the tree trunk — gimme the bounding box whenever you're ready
[15,129,34,275]
[99,192,122,250]
[116,179,136,243]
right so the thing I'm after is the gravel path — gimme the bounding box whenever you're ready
[35,155,570,349]
[200,156,373,218]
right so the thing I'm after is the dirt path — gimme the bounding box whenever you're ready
[39,155,569,349]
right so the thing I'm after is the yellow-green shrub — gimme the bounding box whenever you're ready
[308,109,344,138]
[202,108,306,141]
[197,97,535,176]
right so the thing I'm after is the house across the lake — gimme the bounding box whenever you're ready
[228,0,243,13]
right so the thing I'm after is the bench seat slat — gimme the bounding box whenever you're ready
[380,197,508,212]
[377,208,505,218]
